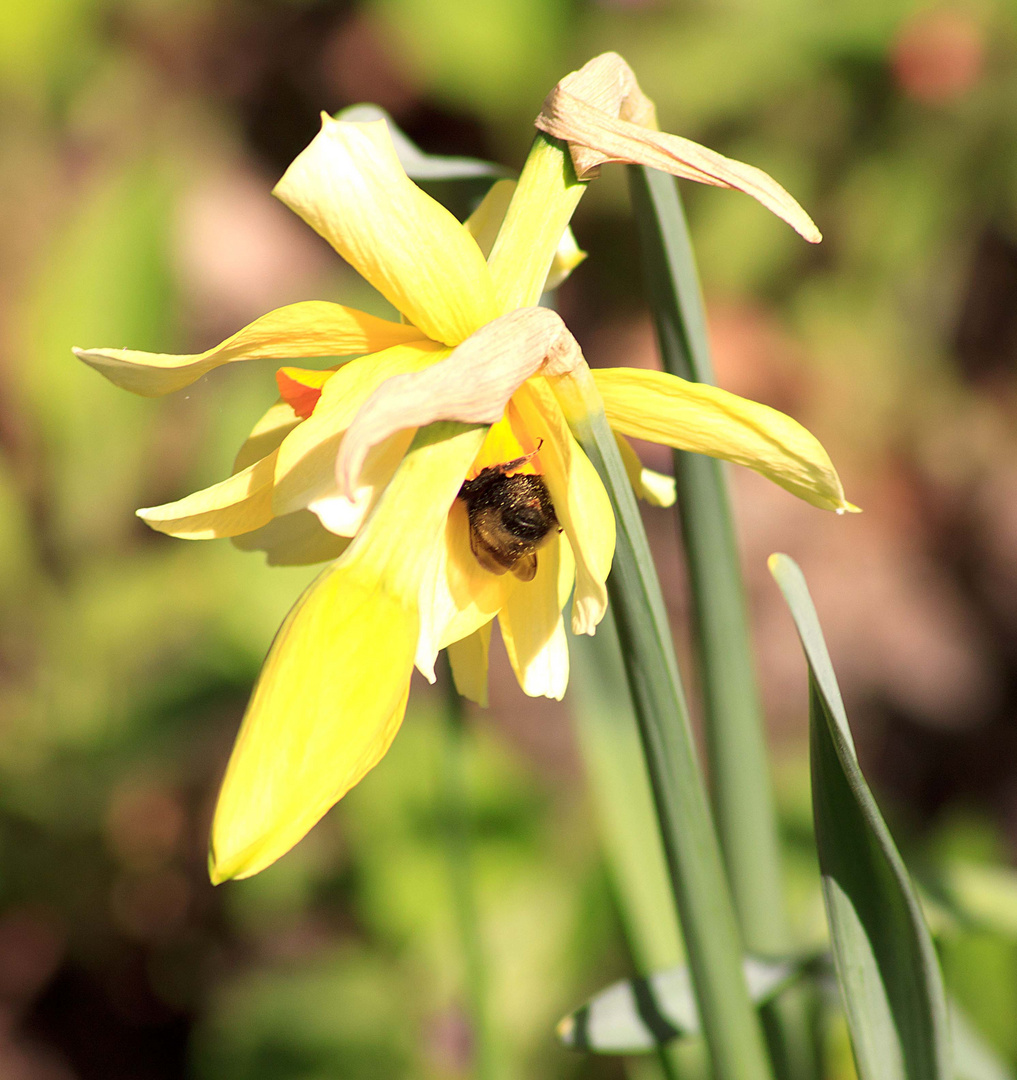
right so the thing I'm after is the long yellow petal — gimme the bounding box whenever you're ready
[210,567,416,882]
[137,451,277,539]
[232,509,349,566]
[274,116,499,347]
[486,136,587,313]
[73,301,424,397]
[513,379,615,635]
[498,533,575,700]
[447,623,492,707]
[211,421,489,882]
[466,178,586,292]
[593,368,857,513]
[272,340,445,521]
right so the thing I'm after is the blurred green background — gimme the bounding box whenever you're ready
[2,0,1017,1077]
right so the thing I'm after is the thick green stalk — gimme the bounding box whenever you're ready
[439,658,497,1080]
[554,366,774,1080]
[626,164,817,1080]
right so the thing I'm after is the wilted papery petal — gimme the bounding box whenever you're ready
[535,52,821,244]
[335,307,583,497]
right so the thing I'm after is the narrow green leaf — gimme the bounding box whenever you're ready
[556,363,775,1080]
[558,956,804,1055]
[628,161,818,1080]
[768,553,951,1080]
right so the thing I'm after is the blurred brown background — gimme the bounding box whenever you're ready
[1,0,1017,1077]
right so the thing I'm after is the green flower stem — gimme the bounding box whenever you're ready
[439,657,497,1080]
[626,164,818,1080]
[554,364,774,1080]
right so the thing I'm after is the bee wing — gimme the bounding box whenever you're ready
[469,524,511,575]
[510,552,538,582]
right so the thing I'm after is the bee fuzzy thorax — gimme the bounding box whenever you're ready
[458,464,560,582]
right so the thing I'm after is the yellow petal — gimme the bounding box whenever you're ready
[272,340,445,521]
[615,432,676,507]
[498,533,575,700]
[211,421,489,882]
[447,623,492,707]
[308,431,415,537]
[138,451,277,539]
[415,498,508,682]
[465,179,516,258]
[486,137,587,312]
[274,116,499,347]
[234,400,303,472]
[466,178,586,293]
[593,368,857,513]
[512,380,615,635]
[210,567,416,882]
[232,509,349,566]
[73,301,424,397]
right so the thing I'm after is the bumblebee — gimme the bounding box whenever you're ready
[457,454,560,582]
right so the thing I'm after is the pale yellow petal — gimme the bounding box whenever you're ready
[274,116,499,346]
[415,498,508,682]
[615,432,676,507]
[513,380,615,635]
[447,623,492,707]
[272,340,445,520]
[466,179,586,293]
[465,179,516,258]
[593,368,857,513]
[486,137,586,312]
[210,567,416,882]
[138,451,277,539]
[211,420,490,882]
[343,421,490,608]
[308,430,415,538]
[73,301,424,397]
[234,400,303,472]
[498,532,574,700]
[232,509,349,566]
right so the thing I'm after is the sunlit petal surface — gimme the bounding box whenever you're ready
[274,117,499,346]
[271,340,445,519]
[514,379,614,635]
[210,565,416,882]
[498,533,575,700]
[73,301,424,396]
[447,624,493,708]
[594,367,857,512]
[138,452,277,539]
[212,421,488,881]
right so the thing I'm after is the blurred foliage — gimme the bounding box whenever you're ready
[2,0,1017,1077]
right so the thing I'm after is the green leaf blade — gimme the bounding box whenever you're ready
[769,553,951,1080]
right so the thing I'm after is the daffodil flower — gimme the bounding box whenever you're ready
[74,55,854,882]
